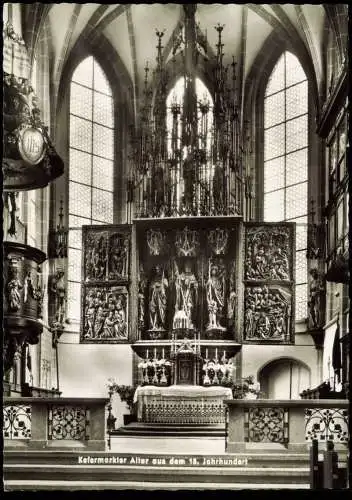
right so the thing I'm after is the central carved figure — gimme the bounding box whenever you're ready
[173,260,198,330]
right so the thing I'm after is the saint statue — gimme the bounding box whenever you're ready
[308,268,325,329]
[149,265,168,331]
[173,260,198,330]
[206,261,226,330]
[7,266,23,312]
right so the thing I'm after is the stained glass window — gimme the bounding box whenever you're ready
[68,56,114,321]
[264,52,308,322]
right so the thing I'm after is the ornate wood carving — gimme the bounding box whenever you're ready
[81,285,128,343]
[244,285,292,342]
[3,242,46,371]
[81,225,131,343]
[244,223,295,344]
[245,225,292,281]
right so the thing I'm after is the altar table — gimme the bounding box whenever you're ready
[134,385,233,424]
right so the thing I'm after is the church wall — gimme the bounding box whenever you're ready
[241,338,319,394]
[58,333,132,426]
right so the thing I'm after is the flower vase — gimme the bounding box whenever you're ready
[244,392,257,400]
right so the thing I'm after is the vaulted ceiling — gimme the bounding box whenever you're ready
[21,4,329,115]
[47,4,326,81]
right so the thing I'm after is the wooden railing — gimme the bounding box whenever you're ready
[3,397,109,451]
[224,399,349,453]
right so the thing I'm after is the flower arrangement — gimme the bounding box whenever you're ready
[231,376,263,399]
[107,379,136,412]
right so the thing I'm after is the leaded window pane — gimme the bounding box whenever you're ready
[92,188,113,223]
[264,190,285,221]
[68,248,82,281]
[70,116,92,153]
[67,281,81,321]
[69,182,91,219]
[286,115,307,153]
[93,124,113,159]
[69,148,92,185]
[264,157,285,193]
[264,123,285,160]
[93,92,113,128]
[296,224,308,250]
[70,82,92,120]
[266,54,285,96]
[92,156,114,192]
[264,90,285,128]
[286,149,308,186]
[93,60,112,96]
[286,182,307,219]
[285,52,306,87]
[295,283,308,321]
[295,250,307,284]
[72,56,93,87]
[286,81,308,121]
[68,227,83,250]
[69,215,91,228]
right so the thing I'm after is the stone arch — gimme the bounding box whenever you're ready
[257,356,311,399]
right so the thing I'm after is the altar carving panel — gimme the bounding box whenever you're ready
[245,225,293,281]
[80,225,131,343]
[244,223,295,344]
[137,222,239,341]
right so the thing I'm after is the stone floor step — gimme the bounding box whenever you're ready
[4,480,311,490]
[4,463,310,484]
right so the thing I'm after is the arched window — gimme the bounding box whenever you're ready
[166,76,213,207]
[263,52,308,322]
[67,56,114,321]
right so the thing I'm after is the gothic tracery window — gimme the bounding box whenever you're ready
[67,56,114,322]
[263,52,308,322]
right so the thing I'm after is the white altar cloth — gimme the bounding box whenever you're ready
[134,385,233,423]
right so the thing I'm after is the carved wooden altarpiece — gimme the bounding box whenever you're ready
[80,225,131,343]
[243,223,295,344]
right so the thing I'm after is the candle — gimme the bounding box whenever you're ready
[146,349,149,360]
[162,348,165,359]
[215,348,218,360]
[206,348,208,359]
[154,348,157,359]
[223,350,226,361]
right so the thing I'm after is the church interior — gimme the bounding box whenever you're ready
[3,3,350,490]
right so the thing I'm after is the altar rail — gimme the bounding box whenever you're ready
[224,399,349,453]
[3,397,108,451]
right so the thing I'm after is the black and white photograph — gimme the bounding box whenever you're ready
[3,2,350,491]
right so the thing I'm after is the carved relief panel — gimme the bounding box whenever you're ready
[244,223,295,344]
[80,225,131,343]
[136,220,240,341]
